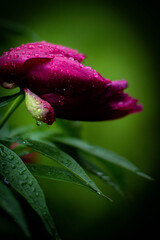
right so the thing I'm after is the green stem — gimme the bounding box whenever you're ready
[0,92,25,129]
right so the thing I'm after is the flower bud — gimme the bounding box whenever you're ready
[0,41,143,124]
[24,88,55,125]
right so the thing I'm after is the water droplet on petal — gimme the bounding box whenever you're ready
[28,44,35,49]
[34,53,40,57]
[13,54,19,58]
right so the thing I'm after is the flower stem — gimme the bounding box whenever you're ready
[0,92,25,129]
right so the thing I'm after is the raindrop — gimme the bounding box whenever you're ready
[0,151,7,158]
[35,192,39,197]
[13,54,19,58]
[8,155,14,160]
[19,169,26,175]
[19,180,26,186]
[28,45,35,49]
[15,47,21,51]
[24,175,28,180]
[11,164,16,169]
[34,53,40,57]
[36,120,42,126]
[28,180,33,186]
[3,178,9,184]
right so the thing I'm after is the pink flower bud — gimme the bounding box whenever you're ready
[0,41,143,124]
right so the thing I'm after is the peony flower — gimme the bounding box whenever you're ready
[0,41,143,125]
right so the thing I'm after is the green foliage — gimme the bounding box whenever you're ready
[52,136,153,180]
[0,180,30,237]
[0,143,60,239]
[0,91,22,108]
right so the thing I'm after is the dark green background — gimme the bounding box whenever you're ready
[0,0,159,239]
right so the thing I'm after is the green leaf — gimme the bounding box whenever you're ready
[12,144,34,158]
[52,137,153,180]
[27,163,99,194]
[10,124,36,137]
[75,153,124,196]
[0,92,22,108]
[0,180,30,237]
[0,143,60,239]
[0,136,112,201]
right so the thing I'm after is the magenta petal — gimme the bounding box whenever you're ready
[0,41,143,124]
[24,56,110,94]
[0,41,85,86]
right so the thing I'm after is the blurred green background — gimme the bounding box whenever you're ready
[0,0,159,239]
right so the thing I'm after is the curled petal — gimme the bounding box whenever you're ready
[0,41,85,85]
[24,56,111,94]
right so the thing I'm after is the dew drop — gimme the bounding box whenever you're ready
[0,151,7,158]
[36,120,42,126]
[4,178,9,184]
[13,54,19,58]
[15,47,21,51]
[35,192,39,196]
[28,44,35,49]
[34,53,40,57]
[9,155,14,160]
[28,180,33,186]
[11,164,16,169]
[20,180,26,186]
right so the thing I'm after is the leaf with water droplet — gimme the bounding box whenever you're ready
[27,163,102,195]
[0,180,30,237]
[0,136,110,200]
[52,137,153,181]
[0,143,60,239]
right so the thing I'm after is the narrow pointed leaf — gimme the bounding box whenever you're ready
[27,163,99,194]
[76,153,124,196]
[0,136,112,201]
[0,180,30,237]
[0,92,22,108]
[52,137,153,180]
[0,143,60,239]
